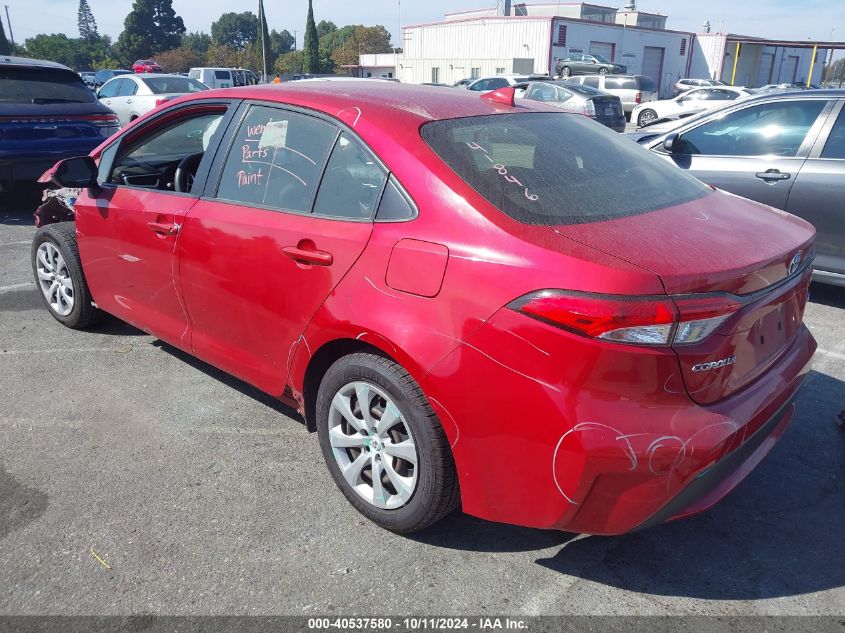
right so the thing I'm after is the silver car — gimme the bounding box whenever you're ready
[565,74,658,119]
[97,74,208,126]
[629,90,845,287]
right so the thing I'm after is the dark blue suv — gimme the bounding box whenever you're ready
[0,56,120,193]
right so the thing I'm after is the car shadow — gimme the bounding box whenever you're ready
[0,193,40,225]
[809,282,845,309]
[411,370,845,600]
[151,340,305,426]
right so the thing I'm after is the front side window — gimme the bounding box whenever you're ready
[676,100,828,157]
[216,105,337,212]
[313,133,387,220]
[108,110,225,192]
[97,79,122,99]
[421,113,710,226]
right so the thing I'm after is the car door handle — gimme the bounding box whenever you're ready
[282,245,333,266]
[147,220,180,235]
[126,99,133,104]
[755,169,791,182]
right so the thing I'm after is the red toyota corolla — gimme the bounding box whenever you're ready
[32,82,816,535]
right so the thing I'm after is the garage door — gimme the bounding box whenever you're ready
[781,55,799,83]
[642,46,665,93]
[512,58,534,74]
[589,42,615,61]
[757,52,775,86]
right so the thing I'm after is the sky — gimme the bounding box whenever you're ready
[3,0,844,51]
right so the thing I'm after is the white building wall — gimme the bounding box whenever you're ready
[399,18,552,84]
[551,20,692,96]
[689,33,727,80]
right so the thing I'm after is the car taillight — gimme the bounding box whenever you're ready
[634,92,642,104]
[509,291,742,346]
[583,100,597,117]
[77,113,121,137]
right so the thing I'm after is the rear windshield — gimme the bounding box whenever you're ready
[637,76,657,91]
[421,113,710,225]
[141,76,207,94]
[0,67,96,104]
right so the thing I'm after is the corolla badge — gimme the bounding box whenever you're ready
[788,251,802,275]
[691,355,736,372]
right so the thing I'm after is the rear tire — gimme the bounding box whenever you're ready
[316,353,460,533]
[637,109,658,127]
[31,222,103,329]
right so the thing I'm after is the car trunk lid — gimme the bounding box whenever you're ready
[554,190,815,404]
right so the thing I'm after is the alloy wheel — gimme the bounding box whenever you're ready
[327,380,418,510]
[36,242,74,316]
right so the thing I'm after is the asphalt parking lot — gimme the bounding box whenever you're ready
[1,198,843,617]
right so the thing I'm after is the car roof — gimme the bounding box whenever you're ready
[0,55,72,71]
[177,81,554,128]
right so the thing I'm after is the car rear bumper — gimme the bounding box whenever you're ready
[0,144,100,190]
[423,309,816,535]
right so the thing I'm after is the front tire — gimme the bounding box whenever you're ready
[31,222,102,329]
[316,353,459,533]
[599,67,609,75]
[560,66,572,78]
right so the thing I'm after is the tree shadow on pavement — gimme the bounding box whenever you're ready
[415,370,845,600]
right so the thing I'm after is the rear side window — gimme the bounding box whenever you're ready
[421,113,710,226]
[312,132,387,220]
[604,77,636,90]
[376,177,417,221]
[214,71,230,80]
[216,105,337,212]
[821,109,845,159]
[583,77,600,88]
[117,80,137,97]
[676,100,827,157]
[0,66,96,104]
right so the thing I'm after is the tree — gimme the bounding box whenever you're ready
[211,12,257,51]
[270,29,295,56]
[77,0,99,40]
[0,18,10,56]
[183,31,211,55]
[24,33,90,69]
[206,41,240,68]
[316,20,336,39]
[257,0,271,78]
[115,0,186,64]
[302,0,319,73]
[154,46,205,73]
[318,24,355,72]
[274,50,303,76]
[330,25,393,69]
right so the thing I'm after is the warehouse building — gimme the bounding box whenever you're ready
[377,1,835,95]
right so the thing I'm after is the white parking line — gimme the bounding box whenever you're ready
[0,282,35,294]
[817,348,845,362]
[0,241,31,247]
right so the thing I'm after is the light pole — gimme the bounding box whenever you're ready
[4,5,15,51]
[825,27,836,87]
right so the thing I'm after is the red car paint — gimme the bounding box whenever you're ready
[132,59,164,74]
[64,83,815,534]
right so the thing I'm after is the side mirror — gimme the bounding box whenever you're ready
[662,133,680,153]
[52,156,99,191]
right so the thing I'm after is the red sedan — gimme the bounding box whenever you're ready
[32,82,816,535]
[132,59,164,73]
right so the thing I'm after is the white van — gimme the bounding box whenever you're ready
[188,68,259,89]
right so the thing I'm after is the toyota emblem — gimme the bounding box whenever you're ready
[788,252,801,275]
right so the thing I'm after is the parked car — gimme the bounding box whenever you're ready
[0,56,119,194]
[188,67,248,89]
[92,68,132,88]
[466,74,550,93]
[672,78,727,97]
[629,89,845,286]
[132,59,164,74]
[78,71,97,88]
[565,74,658,119]
[453,78,474,88]
[517,80,625,132]
[632,86,753,127]
[554,53,627,77]
[97,73,208,126]
[33,81,816,536]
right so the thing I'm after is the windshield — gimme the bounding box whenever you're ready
[421,113,710,225]
[592,54,611,63]
[141,76,208,94]
[0,67,96,104]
